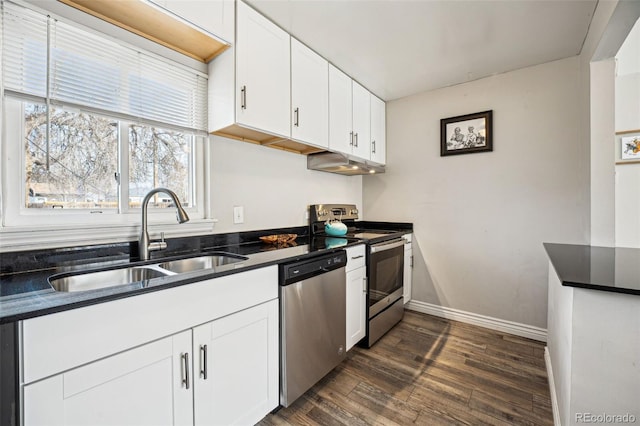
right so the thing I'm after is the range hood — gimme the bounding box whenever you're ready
[307,152,385,175]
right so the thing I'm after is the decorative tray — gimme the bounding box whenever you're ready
[259,234,297,244]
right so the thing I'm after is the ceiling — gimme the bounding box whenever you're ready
[246,0,598,101]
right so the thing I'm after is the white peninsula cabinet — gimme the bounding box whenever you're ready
[291,38,329,149]
[21,266,279,426]
[209,1,291,141]
[345,244,367,351]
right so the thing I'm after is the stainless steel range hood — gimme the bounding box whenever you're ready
[307,152,385,175]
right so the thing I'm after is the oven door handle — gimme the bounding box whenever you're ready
[370,239,405,253]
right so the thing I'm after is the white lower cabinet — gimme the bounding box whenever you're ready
[403,234,413,304]
[345,245,367,351]
[193,299,279,426]
[23,330,194,426]
[20,266,279,426]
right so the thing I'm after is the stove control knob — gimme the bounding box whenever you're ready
[321,209,328,216]
[351,209,358,215]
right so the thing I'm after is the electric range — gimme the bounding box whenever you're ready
[309,204,406,347]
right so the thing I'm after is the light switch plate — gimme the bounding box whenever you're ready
[233,206,244,224]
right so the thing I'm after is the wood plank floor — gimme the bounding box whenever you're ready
[258,310,553,426]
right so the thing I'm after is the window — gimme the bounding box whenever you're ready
[2,1,208,231]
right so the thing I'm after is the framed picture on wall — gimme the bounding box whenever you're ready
[440,110,493,156]
[616,130,640,164]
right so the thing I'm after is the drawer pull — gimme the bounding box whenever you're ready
[351,255,364,260]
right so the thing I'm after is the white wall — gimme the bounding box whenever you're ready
[210,135,362,232]
[363,57,588,329]
[615,18,640,248]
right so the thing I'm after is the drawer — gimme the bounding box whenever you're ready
[345,244,366,272]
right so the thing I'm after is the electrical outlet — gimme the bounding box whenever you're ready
[233,206,244,224]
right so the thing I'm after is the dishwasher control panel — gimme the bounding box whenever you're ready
[280,251,347,286]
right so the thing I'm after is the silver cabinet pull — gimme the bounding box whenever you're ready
[354,133,358,147]
[351,255,364,260]
[182,353,190,389]
[362,276,367,293]
[241,86,247,110]
[372,140,376,153]
[410,255,414,268]
[200,344,208,380]
[349,131,354,146]
[294,107,299,127]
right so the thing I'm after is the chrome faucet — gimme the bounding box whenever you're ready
[139,187,190,260]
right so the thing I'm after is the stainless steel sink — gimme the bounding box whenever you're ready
[159,253,248,273]
[49,266,168,292]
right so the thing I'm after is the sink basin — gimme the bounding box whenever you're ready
[159,253,248,273]
[49,266,167,292]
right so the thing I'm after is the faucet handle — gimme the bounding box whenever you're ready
[160,232,165,243]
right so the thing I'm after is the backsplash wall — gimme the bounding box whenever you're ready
[210,135,363,233]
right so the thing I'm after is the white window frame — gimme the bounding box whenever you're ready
[0,94,212,251]
[0,1,214,251]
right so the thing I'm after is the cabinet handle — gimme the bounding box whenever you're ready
[200,344,208,380]
[294,107,299,127]
[354,133,358,147]
[241,85,247,110]
[182,353,190,389]
[349,131,354,146]
[410,255,414,268]
[351,255,364,260]
[362,276,367,293]
[372,140,376,154]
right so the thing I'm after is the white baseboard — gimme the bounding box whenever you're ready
[405,300,547,342]
[545,347,561,426]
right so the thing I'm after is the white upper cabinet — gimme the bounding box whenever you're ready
[291,38,329,148]
[161,0,235,43]
[236,1,291,138]
[329,64,354,154]
[351,81,371,159]
[329,65,380,162]
[370,95,386,164]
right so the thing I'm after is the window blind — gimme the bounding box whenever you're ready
[2,1,48,98]
[2,0,208,131]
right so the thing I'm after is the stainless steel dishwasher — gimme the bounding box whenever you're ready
[279,250,347,407]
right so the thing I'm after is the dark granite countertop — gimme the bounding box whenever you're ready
[0,223,412,323]
[544,243,640,296]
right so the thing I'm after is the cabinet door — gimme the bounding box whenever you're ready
[193,299,279,426]
[329,64,353,155]
[291,38,329,148]
[404,246,413,304]
[370,95,386,164]
[236,1,290,138]
[351,81,371,159]
[346,266,367,351]
[162,0,234,42]
[23,331,193,426]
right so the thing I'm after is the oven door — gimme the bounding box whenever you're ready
[368,238,405,318]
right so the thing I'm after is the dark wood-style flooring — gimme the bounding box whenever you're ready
[259,310,553,426]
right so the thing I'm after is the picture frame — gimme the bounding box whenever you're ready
[441,110,493,156]
[616,130,640,164]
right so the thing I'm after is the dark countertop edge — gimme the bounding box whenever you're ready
[543,242,640,296]
[0,240,366,324]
